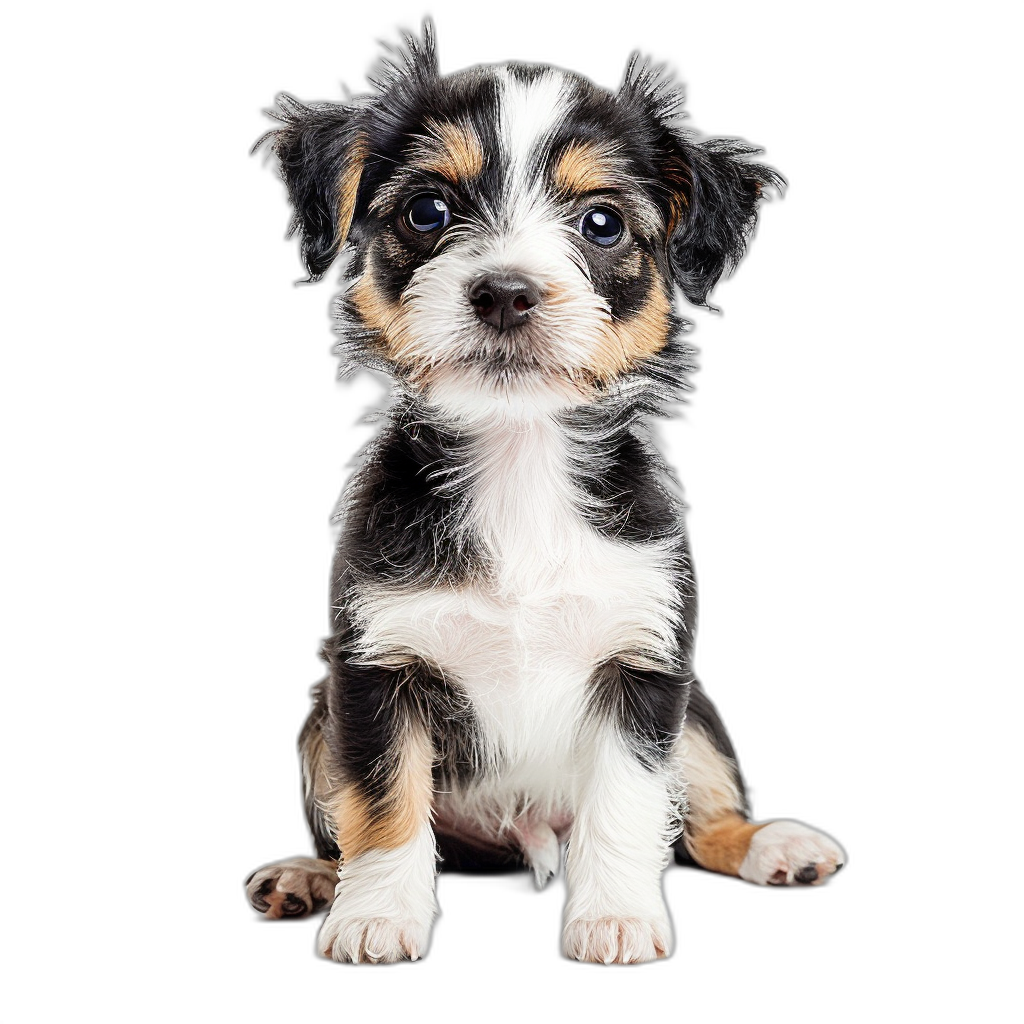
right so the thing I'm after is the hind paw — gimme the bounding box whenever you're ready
[740,821,845,886]
[245,857,338,918]
[517,820,560,889]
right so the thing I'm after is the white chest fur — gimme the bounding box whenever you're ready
[351,415,681,784]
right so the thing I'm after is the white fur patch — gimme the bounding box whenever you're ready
[496,66,571,206]
[352,413,680,796]
[563,916,668,965]
[399,200,613,418]
[563,725,677,962]
[318,824,437,963]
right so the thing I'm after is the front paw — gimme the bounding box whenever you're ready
[563,916,670,964]
[318,826,438,962]
[318,905,429,963]
[739,820,846,886]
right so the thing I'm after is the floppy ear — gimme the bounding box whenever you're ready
[258,25,439,280]
[663,140,782,307]
[257,94,366,281]
[618,56,784,306]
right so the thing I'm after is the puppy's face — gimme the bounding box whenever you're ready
[352,64,672,416]
[266,31,780,417]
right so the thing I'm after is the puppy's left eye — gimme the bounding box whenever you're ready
[578,207,624,247]
[405,194,451,233]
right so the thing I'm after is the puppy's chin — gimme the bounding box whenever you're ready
[412,362,600,423]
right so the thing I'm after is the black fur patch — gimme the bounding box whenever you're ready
[564,402,682,544]
[587,661,691,770]
[331,406,480,592]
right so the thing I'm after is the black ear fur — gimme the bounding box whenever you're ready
[667,138,784,307]
[257,24,438,282]
[618,55,784,307]
[257,94,363,282]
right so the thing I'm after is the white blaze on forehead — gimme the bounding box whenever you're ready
[496,67,572,204]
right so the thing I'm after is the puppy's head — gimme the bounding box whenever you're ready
[261,25,782,418]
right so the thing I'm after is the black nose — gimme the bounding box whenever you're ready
[468,274,541,331]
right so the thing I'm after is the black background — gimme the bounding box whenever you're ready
[205,6,897,999]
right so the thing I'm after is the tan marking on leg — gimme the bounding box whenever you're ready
[685,812,766,876]
[330,724,434,863]
[677,723,763,876]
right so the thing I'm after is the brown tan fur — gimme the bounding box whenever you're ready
[685,813,766,876]
[350,254,419,364]
[337,136,367,247]
[587,260,672,382]
[553,140,625,196]
[329,724,434,862]
[412,118,484,184]
[661,155,692,238]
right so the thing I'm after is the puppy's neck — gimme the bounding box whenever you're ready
[422,405,606,593]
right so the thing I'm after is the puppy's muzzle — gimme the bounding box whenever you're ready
[468,273,541,332]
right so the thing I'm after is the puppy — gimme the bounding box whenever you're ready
[246,24,845,965]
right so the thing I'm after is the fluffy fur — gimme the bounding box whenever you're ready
[245,23,845,964]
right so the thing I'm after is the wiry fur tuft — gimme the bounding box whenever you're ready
[368,19,439,93]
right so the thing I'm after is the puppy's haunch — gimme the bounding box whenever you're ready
[247,23,844,965]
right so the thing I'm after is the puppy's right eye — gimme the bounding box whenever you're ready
[578,207,624,247]
[405,194,451,234]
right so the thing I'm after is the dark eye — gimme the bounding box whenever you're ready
[405,194,451,233]
[578,207,623,247]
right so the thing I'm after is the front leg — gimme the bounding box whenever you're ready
[317,659,438,963]
[564,663,686,964]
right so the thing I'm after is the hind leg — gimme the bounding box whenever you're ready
[246,681,344,918]
[677,681,845,885]
[246,857,337,918]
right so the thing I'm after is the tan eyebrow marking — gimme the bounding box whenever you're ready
[553,140,626,195]
[410,118,485,184]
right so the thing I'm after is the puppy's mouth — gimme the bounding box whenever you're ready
[453,272,555,378]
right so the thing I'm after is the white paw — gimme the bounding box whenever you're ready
[316,828,437,963]
[318,907,428,963]
[563,916,671,964]
[739,820,846,886]
[245,857,337,918]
